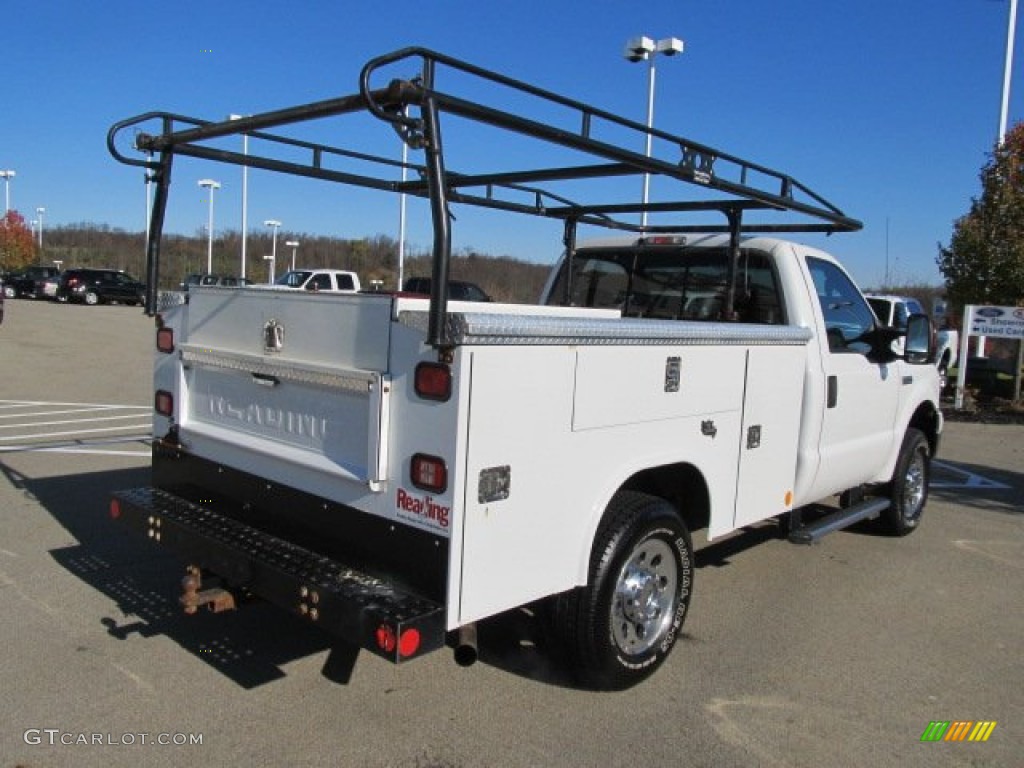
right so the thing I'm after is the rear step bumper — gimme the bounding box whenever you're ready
[110,487,445,663]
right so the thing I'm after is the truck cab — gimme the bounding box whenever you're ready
[542,235,942,514]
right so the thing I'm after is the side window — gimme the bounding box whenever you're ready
[556,258,631,310]
[807,257,876,355]
[307,274,332,291]
[336,274,354,291]
[893,302,909,330]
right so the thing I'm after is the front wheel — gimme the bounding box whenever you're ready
[879,428,930,536]
[550,491,693,690]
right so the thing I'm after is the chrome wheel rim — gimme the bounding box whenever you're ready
[611,538,677,656]
[903,451,926,519]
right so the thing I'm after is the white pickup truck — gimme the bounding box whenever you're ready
[107,48,942,689]
[272,268,361,293]
[867,294,958,387]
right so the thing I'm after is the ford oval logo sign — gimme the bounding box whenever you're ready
[976,307,1004,318]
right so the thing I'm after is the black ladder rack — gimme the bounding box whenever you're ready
[107,46,862,347]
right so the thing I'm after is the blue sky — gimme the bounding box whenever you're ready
[3,0,1021,288]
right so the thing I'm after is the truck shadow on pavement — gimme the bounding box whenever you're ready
[928,458,1021,515]
[6,464,362,689]
[11,462,590,690]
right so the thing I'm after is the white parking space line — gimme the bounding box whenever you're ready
[0,399,149,410]
[0,406,141,420]
[0,400,151,457]
[0,414,148,430]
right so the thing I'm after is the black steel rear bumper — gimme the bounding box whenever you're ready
[110,487,446,663]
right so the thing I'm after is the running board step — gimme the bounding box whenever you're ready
[788,497,890,544]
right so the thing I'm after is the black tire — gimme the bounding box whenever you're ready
[84,290,100,306]
[879,428,930,536]
[550,490,693,690]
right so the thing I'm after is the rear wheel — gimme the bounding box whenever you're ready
[84,290,100,306]
[2,285,15,299]
[550,491,693,690]
[879,428,930,536]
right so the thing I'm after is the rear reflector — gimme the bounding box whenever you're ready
[156,327,174,353]
[398,628,421,658]
[414,362,451,401]
[376,624,397,653]
[155,390,174,417]
[411,453,447,494]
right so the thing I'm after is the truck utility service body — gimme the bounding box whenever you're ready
[108,48,941,688]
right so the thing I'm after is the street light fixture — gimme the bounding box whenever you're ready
[198,179,221,273]
[264,219,282,276]
[624,35,684,228]
[285,240,300,271]
[35,206,45,250]
[0,170,15,214]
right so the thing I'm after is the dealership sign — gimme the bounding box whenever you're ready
[966,305,1024,339]
[954,304,1023,409]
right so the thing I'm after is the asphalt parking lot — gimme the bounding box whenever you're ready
[1,298,1021,768]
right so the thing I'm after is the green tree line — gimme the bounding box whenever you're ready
[24,223,552,303]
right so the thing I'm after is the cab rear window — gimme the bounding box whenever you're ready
[545,246,784,324]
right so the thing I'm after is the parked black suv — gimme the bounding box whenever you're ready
[179,273,253,290]
[2,266,60,299]
[57,268,146,305]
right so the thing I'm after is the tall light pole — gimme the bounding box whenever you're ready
[264,220,282,277]
[228,114,250,278]
[1000,0,1019,143]
[624,35,684,229]
[35,206,45,250]
[198,179,221,273]
[285,240,299,271]
[0,170,14,213]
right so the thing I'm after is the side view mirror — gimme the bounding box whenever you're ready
[904,313,934,365]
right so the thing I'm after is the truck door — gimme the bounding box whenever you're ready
[805,257,900,497]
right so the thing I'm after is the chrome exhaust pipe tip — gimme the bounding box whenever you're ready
[453,623,478,667]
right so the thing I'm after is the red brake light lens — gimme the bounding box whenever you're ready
[155,390,174,417]
[410,453,447,493]
[398,628,421,658]
[156,327,174,353]
[376,624,397,653]
[109,499,122,520]
[414,362,451,401]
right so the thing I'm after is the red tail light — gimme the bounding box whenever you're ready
[375,624,422,659]
[398,628,421,658]
[414,362,451,401]
[411,453,447,493]
[156,327,174,353]
[376,624,397,653]
[109,499,122,520]
[155,390,174,417]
